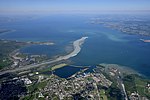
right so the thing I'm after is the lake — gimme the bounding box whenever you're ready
[0,14,150,77]
[53,66,84,78]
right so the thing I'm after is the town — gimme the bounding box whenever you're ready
[90,16,150,36]
[1,62,149,100]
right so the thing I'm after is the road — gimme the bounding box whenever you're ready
[0,37,88,75]
[116,71,128,100]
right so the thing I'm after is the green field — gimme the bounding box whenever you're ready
[51,63,67,71]
[0,40,26,69]
[123,74,150,99]
[135,76,150,98]
[100,89,108,100]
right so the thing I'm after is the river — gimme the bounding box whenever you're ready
[0,37,88,75]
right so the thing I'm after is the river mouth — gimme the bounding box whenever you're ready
[0,37,88,75]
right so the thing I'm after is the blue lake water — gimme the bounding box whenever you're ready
[0,14,150,77]
[53,66,84,78]
[42,66,93,78]
[71,31,150,77]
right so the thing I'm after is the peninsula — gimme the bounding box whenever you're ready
[0,37,88,75]
[140,39,150,43]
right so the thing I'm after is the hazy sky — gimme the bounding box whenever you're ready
[0,0,150,14]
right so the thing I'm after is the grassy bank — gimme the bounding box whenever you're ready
[51,63,67,71]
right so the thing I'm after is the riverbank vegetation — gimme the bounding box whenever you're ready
[123,74,150,99]
[0,40,26,69]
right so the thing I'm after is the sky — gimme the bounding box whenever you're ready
[0,0,150,14]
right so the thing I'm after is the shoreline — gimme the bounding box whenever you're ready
[0,36,88,75]
[99,63,141,76]
[0,29,16,35]
[59,37,88,60]
[140,39,150,43]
